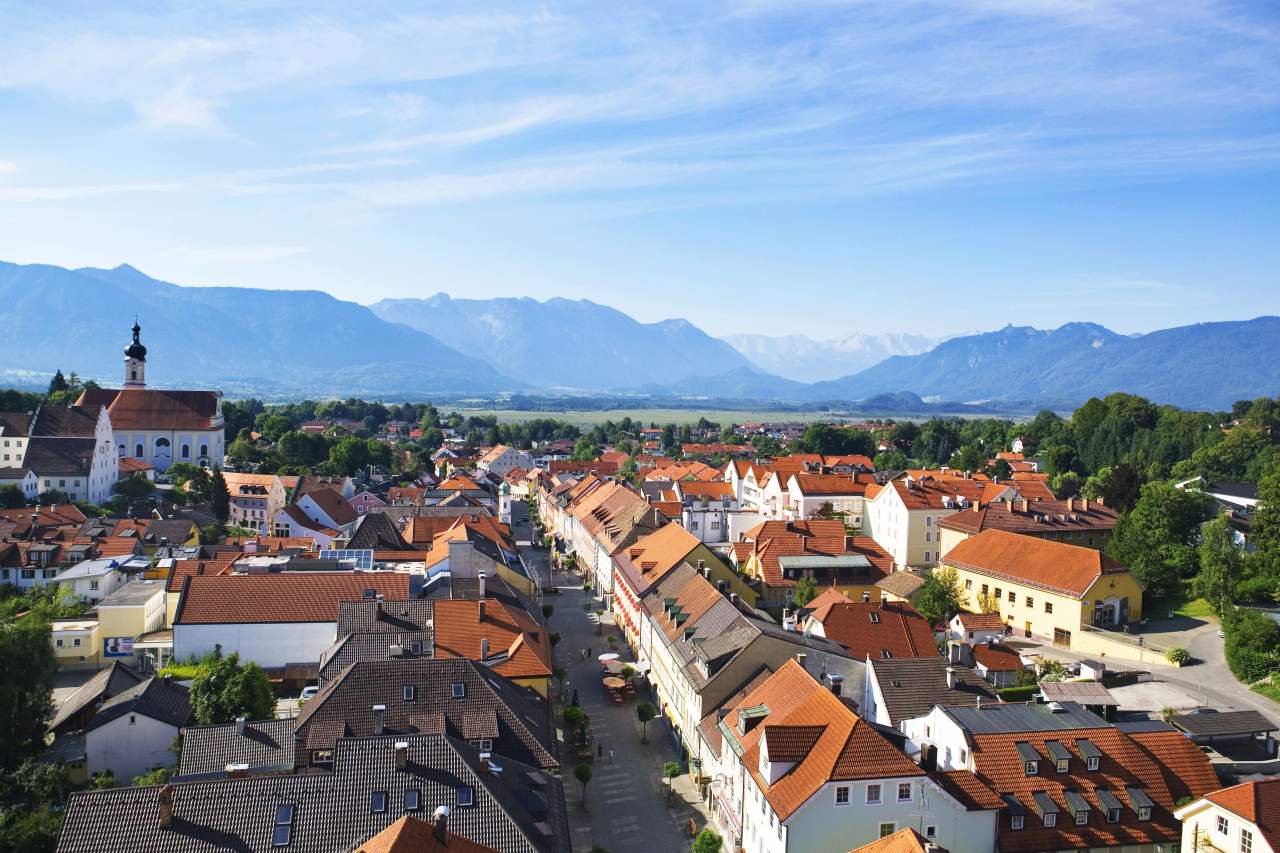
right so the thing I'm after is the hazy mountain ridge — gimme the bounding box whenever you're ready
[371,293,758,391]
[721,331,943,381]
[0,262,520,396]
[803,319,1280,410]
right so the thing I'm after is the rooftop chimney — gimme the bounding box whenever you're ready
[480,638,490,660]
[433,805,451,842]
[1019,498,1029,512]
[729,592,739,607]
[372,704,386,735]
[827,672,844,697]
[478,571,486,599]
[158,784,174,828]
[235,716,246,735]
[862,591,871,603]
[395,741,409,769]
[945,667,958,690]
[795,652,807,670]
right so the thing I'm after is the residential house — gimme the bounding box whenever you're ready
[863,657,996,729]
[476,444,536,479]
[941,529,1144,647]
[84,674,193,781]
[863,474,1018,570]
[57,734,570,853]
[220,472,290,532]
[78,322,224,471]
[947,612,1007,644]
[902,702,1220,853]
[673,480,745,544]
[1175,778,1280,853]
[179,658,556,778]
[423,516,536,598]
[163,558,235,625]
[936,497,1118,557]
[173,572,411,671]
[1177,476,1261,550]
[702,660,1000,853]
[95,579,168,670]
[786,472,874,525]
[57,556,148,603]
[353,814,504,853]
[737,520,893,609]
[50,618,102,671]
[946,639,1032,688]
[794,593,938,662]
[0,466,37,500]
[48,661,144,736]
[0,410,33,467]
[611,522,755,651]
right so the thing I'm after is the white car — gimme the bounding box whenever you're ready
[299,685,319,701]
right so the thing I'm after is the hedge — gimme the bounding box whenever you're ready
[996,685,1041,702]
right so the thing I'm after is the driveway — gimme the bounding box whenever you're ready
[1027,615,1280,720]
[548,569,706,852]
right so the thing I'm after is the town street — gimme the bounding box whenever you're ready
[546,566,708,853]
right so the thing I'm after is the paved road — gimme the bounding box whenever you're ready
[1029,616,1280,719]
[547,567,705,853]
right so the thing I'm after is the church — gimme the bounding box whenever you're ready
[77,323,225,473]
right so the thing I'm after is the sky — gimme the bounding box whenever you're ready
[0,0,1277,339]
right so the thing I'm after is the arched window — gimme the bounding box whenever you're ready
[130,369,137,381]
[118,443,126,457]
[199,443,209,460]
[181,445,190,459]
[135,443,144,458]
[156,437,170,448]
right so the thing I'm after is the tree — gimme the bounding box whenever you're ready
[573,762,593,808]
[791,577,817,607]
[190,652,276,725]
[0,616,57,771]
[1223,608,1280,683]
[636,702,656,743]
[914,566,965,625]
[570,436,600,462]
[1165,647,1191,666]
[692,828,724,853]
[1037,659,1068,682]
[563,706,586,731]
[663,761,683,803]
[0,484,24,509]
[1109,482,1213,596]
[132,766,174,786]
[976,590,1001,614]
[1081,463,1142,512]
[226,436,259,467]
[209,468,231,525]
[47,369,68,394]
[113,473,154,499]
[1195,516,1243,615]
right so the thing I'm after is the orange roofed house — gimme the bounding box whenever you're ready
[1176,777,1280,853]
[940,529,1143,648]
[699,660,1000,853]
[738,519,893,609]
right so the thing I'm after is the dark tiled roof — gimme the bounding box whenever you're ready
[870,658,996,726]
[49,661,145,733]
[177,718,297,778]
[145,519,199,546]
[338,600,433,635]
[86,676,193,732]
[57,735,570,853]
[298,659,557,771]
[320,634,434,684]
[32,405,101,437]
[347,514,411,550]
[22,437,97,476]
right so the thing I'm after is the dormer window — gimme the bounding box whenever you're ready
[1075,810,1088,825]
[1138,806,1151,821]
[1011,815,1024,830]
[1016,743,1039,775]
[403,685,415,702]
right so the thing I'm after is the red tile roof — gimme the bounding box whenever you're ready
[355,815,501,853]
[943,529,1133,598]
[809,601,938,660]
[432,599,552,680]
[165,559,236,593]
[1200,779,1280,850]
[77,387,221,431]
[971,641,1026,672]
[175,572,409,624]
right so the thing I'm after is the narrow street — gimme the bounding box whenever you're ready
[543,564,706,853]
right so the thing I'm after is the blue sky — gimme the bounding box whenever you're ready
[0,0,1277,338]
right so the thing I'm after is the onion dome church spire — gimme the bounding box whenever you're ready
[123,320,147,387]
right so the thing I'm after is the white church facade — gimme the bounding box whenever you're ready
[77,323,225,473]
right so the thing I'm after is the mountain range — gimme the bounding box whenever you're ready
[0,260,1275,410]
[720,332,942,382]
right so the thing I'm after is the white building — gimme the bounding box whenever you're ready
[58,556,148,603]
[1176,778,1280,853]
[706,660,999,853]
[864,475,1012,570]
[84,676,192,781]
[476,444,535,479]
[786,473,870,525]
[78,322,225,473]
[7,405,120,505]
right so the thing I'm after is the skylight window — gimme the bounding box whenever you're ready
[458,787,474,807]
[452,682,466,699]
[405,789,421,811]
[371,792,387,813]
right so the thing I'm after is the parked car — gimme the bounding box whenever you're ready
[299,685,319,701]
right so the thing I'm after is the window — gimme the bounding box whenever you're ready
[1137,806,1151,821]
[404,789,421,811]
[925,826,936,839]
[371,792,387,813]
[1086,756,1099,771]
[1045,601,1053,614]
[1043,812,1056,827]
[470,739,493,751]
[981,584,988,596]
[1107,808,1121,824]
[272,826,292,848]
[452,682,466,698]
[1056,759,1069,774]
[311,750,334,764]
[959,748,967,764]
[403,685,415,702]
[1011,815,1024,830]
[135,444,144,457]
[182,445,190,459]
[90,580,99,591]
[1241,828,1253,852]
[866,784,882,804]
[923,552,930,562]
[881,650,892,659]
[1008,590,1016,603]
[965,579,972,590]
[925,531,932,541]
[1075,810,1088,826]
[1026,596,1034,608]
[458,787,474,807]
[834,786,850,806]
[897,783,912,802]
[1025,761,1038,776]
[73,638,81,647]
[55,639,63,648]
[1218,815,1230,835]
[878,823,896,838]
[994,587,1002,600]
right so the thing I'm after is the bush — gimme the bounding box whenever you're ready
[1223,608,1280,683]
[1165,647,1191,666]
[996,685,1041,702]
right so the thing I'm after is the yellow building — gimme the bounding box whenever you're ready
[936,497,1119,559]
[96,580,168,669]
[940,528,1143,649]
[51,619,101,670]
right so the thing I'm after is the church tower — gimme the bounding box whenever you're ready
[123,321,147,388]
